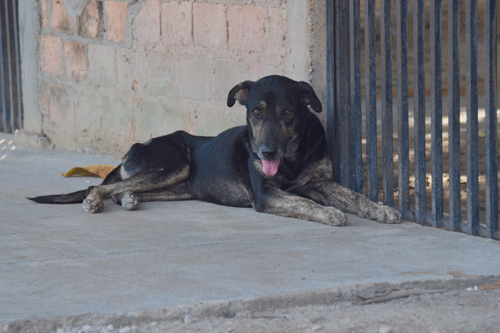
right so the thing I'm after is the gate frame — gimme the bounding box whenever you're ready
[327,0,499,239]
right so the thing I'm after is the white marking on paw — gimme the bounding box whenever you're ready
[83,196,104,213]
[121,193,139,211]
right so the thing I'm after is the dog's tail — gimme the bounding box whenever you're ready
[27,189,88,204]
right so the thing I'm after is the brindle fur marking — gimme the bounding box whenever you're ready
[29,75,402,226]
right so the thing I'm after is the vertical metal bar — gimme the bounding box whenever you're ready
[327,0,335,178]
[396,0,409,218]
[430,0,443,227]
[12,0,23,129]
[381,0,394,207]
[447,0,461,231]
[364,0,377,202]
[4,0,15,133]
[484,0,498,239]
[336,0,351,188]
[349,0,362,193]
[328,0,341,184]
[413,0,426,223]
[0,2,6,133]
[465,0,479,235]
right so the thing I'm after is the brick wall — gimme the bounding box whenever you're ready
[34,0,317,153]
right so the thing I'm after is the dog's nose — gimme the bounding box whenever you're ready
[261,149,278,160]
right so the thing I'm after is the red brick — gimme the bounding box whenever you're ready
[105,1,128,43]
[40,0,49,28]
[228,5,265,51]
[161,1,192,46]
[41,35,63,75]
[267,8,287,56]
[193,3,226,47]
[52,0,75,34]
[77,0,103,39]
[133,0,160,47]
[64,41,87,82]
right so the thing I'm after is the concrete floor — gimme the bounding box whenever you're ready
[1,133,500,325]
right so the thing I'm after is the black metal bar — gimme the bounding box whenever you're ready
[484,0,498,239]
[380,0,394,207]
[465,0,479,235]
[396,0,409,218]
[12,0,23,129]
[447,0,461,231]
[0,2,6,133]
[4,0,15,133]
[430,0,443,227]
[413,0,426,223]
[327,0,340,183]
[336,0,351,188]
[364,0,377,203]
[349,0,362,193]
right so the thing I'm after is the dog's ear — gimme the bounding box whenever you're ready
[227,80,254,107]
[297,81,322,113]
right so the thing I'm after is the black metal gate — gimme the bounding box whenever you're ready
[327,0,499,239]
[0,0,22,133]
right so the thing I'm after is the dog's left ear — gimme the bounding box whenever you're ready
[297,81,322,113]
[227,80,255,107]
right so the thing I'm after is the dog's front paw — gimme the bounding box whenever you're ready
[325,207,347,226]
[366,204,402,224]
[120,192,139,211]
[83,195,104,213]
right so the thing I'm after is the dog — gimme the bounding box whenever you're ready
[29,75,401,226]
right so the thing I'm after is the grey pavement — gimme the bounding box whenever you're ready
[1,133,500,326]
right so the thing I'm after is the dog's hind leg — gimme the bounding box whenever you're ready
[84,132,194,213]
[83,164,191,213]
[136,183,193,202]
[109,185,194,211]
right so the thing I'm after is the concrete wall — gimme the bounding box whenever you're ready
[19,0,42,134]
[18,0,327,154]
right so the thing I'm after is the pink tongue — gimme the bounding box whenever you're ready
[262,159,280,176]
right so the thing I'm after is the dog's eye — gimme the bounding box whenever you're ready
[253,109,261,116]
[283,110,291,115]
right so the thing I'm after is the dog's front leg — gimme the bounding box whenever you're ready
[298,182,402,224]
[254,189,347,226]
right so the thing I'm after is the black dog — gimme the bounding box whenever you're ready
[29,75,401,226]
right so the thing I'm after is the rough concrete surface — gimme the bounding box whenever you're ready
[7,286,500,333]
[1,133,500,332]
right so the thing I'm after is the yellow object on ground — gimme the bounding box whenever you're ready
[478,279,500,290]
[62,164,115,178]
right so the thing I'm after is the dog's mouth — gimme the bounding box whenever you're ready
[262,159,281,176]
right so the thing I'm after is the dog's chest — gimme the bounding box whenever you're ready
[280,157,334,191]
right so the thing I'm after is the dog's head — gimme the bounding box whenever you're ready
[227,75,322,176]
